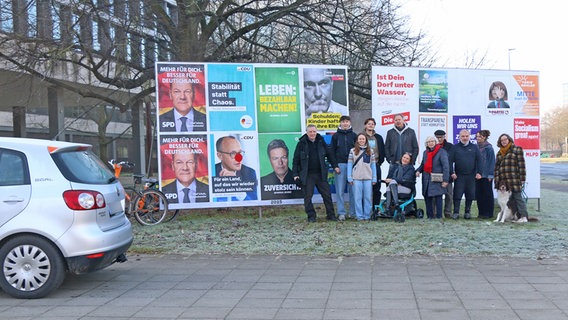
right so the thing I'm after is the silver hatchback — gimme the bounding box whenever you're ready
[0,137,133,299]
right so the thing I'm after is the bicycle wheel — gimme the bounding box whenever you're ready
[132,190,168,226]
[123,187,140,219]
[163,209,180,222]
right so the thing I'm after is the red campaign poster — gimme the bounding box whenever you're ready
[513,118,539,150]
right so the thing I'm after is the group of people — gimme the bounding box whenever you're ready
[294,114,529,224]
[292,114,416,222]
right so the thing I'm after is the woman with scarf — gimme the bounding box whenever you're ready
[416,136,449,219]
[475,130,496,219]
[347,133,377,221]
[494,133,528,223]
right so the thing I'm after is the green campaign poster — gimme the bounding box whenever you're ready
[255,67,302,133]
[258,133,303,200]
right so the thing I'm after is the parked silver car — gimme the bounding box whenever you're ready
[0,137,133,299]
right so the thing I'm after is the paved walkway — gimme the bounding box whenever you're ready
[1,254,568,320]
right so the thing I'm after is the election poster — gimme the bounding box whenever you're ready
[156,63,207,133]
[209,132,260,203]
[303,67,349,132]
[258,133,303,201]
[159,134,209,208]
[255,66,301,133]
[207,63,256,132]
[372,66,540,199]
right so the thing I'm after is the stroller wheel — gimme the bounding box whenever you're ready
[415,209,424,219]
[394,210,405,223]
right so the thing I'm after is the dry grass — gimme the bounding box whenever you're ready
[129,178,567,260]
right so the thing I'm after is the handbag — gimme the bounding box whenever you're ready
[430,173,443,182]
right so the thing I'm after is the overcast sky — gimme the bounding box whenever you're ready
[400,0,568,114]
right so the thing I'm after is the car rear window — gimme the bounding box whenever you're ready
[51,150,115,184]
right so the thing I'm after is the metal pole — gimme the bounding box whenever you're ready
[508,48,516,70]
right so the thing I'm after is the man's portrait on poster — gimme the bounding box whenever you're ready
[303,68,348,117]
[160,81,207,132]
[162,150,209,203]
[261,139,303,200]
[214,135,258,201]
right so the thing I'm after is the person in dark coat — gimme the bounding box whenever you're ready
[363,117,386,210]
[384,152,416,212]
[330,116,357,220]
[450,129,482,220]
[475,130,496,219]
[385,113,419,165]
[292,124,338,222]
[416,136,450,219]
[435,129,454,218]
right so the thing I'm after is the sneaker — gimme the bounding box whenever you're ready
[514,216,528,223]
[452,213,459,220]
[307,216,316,223]
[338,215,346,221]
[464,212,471,219]
[327,215,338,221]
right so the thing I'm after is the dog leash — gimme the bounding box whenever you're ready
[521,184,528,203]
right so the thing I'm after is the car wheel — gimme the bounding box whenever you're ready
[0,235,66,299]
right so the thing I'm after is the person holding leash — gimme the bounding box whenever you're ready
[494,133,528,223]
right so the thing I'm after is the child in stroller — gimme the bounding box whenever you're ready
[372,152,424,222]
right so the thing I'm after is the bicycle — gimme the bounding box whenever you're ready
[109,159,178,226]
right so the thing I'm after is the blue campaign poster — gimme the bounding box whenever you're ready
[207,64,257,131]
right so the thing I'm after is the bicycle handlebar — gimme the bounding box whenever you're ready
[108,159,135,168]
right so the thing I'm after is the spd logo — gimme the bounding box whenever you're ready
[164,193,177,200]
[162,121,175,128]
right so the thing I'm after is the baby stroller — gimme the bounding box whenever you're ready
[371,181,424,223]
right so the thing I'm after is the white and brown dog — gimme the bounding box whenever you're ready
[495,183,518,223]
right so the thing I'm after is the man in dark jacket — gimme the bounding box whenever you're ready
[293,124,338,222]
[450,129,482,219]
[330,116,357,220]
[435,129,454,218]
[385,114,419,165]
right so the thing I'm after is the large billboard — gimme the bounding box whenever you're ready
[372,66,540,199]
[155,62,349,209]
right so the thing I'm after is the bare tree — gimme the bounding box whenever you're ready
[541,106,568,155]
[0,0,431,152]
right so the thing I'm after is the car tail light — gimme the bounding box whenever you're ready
[63,190,106,210]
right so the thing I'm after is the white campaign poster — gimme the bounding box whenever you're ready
[372,66,540,199]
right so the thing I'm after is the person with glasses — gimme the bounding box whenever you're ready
[494,133,529,223]
[162,150,209,203]
[215,135,258,200]
[260,139,303,200]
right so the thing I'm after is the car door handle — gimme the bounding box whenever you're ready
[3,197,25,203]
